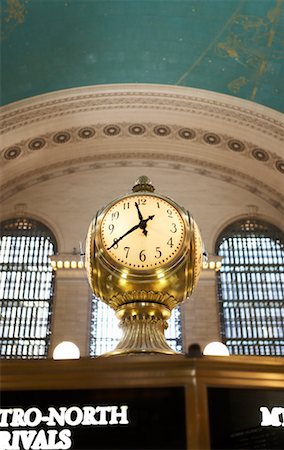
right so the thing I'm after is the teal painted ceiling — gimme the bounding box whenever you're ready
[1,0,284,111]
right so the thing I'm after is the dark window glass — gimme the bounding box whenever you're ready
[90,295,182,356]
[216,219,284,356]
[208,387,284,449]
[0,218,57,358]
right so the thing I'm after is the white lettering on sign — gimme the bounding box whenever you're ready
[44,408,67,427]
[0,429,72,450]
[260,406,284,427]
[0,405,129,450]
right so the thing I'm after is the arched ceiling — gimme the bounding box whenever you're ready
[1,1,283,254]
[1,84,283,254]
[1,0,283,111]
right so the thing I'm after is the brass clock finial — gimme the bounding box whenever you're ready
[132,175,155,192]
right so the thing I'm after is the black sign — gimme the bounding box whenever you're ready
[208,387,284,449]
[0,387,186,450]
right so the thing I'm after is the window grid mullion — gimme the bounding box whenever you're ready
[216,219,284,357]
[0,218,56,359]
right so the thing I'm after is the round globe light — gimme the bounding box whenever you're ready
[203,341,230,356]
[53,341,80,360]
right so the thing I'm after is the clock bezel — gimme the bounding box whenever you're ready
[95,191,191,277]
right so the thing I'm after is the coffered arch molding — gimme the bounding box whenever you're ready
[1,84,283,167]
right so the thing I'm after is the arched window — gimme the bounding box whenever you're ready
[0,218,57,358]
[90,296,182,356]
[216,218,284,356]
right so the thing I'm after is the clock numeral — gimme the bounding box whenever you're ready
[111,211,119,221]
[137,198,146,205]
[124,246,130,258]
[108,224,114,234]
[157,201,160,209]
[123,202,130,210]
[155,247,162,258]
[112,238,119,249]
[167,237,173,248]
[139,250,146,262]
[170,223,177,233]
[167,209,173,218]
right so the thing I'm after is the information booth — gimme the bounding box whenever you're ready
[1,354,284,449]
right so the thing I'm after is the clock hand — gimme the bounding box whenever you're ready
[135,202,144,221]
[107,215,155,250]
[139,215,155,236]
[107,223,141,250]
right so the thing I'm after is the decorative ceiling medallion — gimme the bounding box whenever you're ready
[203,133,221,145]
[78,127,96,139]
[3,146,22,160]
[227,139,245,152]
[252,148,269,162]
[275,160,284,174]
[128,124,146,135]
[53,131,71,144]
[103,125,121,136]
[153,125,171,136]
[178,128,196,140]
[28,137,46,151]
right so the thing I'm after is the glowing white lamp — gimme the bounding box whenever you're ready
[53,341,80,360]
[203,341,230,356]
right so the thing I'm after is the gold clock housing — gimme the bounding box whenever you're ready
[85,176,203,356]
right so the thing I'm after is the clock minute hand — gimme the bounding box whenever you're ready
[107,223,140,250]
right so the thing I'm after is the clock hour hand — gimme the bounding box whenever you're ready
[107,215,155,250]
[107,223,140,250]
[139,215,155,236]
[135,202,143,221]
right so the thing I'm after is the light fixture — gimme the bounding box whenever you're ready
[53,341,80,360]
[49,255,85,270]
[202,255,222,271]
[203,341,230,356]
[50,256,220,271]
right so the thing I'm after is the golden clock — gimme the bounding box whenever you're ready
[85,176,203,356]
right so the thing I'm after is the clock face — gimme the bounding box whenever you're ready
[100,195,185,270]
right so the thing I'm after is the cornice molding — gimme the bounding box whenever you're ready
[1,84,283,140]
